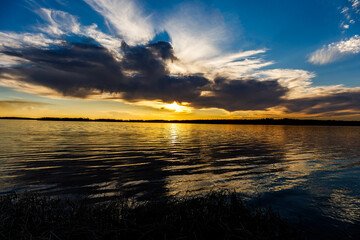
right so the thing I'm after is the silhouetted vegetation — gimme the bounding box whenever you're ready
[0,117,33,120]
[1,116,360,126]
[0,191,302,240]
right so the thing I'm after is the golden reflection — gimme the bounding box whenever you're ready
[164,170,265,198]
[162,124,360,197]
[169,123,180,146]
[325,189,360,223]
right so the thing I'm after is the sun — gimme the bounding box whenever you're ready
[163,102,191,113]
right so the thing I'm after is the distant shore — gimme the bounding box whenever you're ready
[1,116,360,126]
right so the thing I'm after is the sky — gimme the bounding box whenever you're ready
[0,0,360,120]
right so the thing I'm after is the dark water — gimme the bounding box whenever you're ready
[1,119,360,239]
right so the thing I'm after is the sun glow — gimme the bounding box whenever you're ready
[163,102,191,113]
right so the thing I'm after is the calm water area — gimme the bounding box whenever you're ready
[1,119,360,239]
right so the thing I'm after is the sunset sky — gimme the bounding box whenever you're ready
[1,0,360,120]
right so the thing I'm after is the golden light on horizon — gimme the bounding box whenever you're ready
[163,101,192,113]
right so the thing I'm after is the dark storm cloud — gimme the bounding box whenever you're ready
[122,75,209,103]
[147,41,177,61]
[284,91,360,115]
[0,40,210,101]
[2,43,126,97]
[191,78,287,111]
[120,41,169,79]
[118,40,209,102]
[1,39,291,111]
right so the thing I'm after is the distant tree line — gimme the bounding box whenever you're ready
[1,116,360,126]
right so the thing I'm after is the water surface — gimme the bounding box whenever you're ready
[1,119,360,239]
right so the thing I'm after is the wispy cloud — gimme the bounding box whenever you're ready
[166,49,272,80]
[36,8,81,35]
[84,0,154,45]
[83,24,122,55]
[0,100,51,112]
[308,35,360,65]
[198,50,272,80]
[0,32,61,49]
[163,4,229,63]
[250,69,315,98]
[0,53,28,67]
[339,0,360,30]
[37,8,122,54]
[350,0,360,10]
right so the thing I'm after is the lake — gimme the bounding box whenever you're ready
[1,119,360,239]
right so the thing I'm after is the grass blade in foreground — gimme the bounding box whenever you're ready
[0,191,302,240]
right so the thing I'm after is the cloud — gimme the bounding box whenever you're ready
[166,48,272,81]
[0,8,124,62]
[83,24,122,56]
[2,35,360,116]
[0,53,27,67]
[0,8,121,54]
[284,90,360,116]
[0,100,51,112]
[0,32,61,49]
[350,0,360,9]
[339,1,360,30]
[0,3,360,118]
[308,35,360,65]
[199,49,273,80]
[36,8,81,35]
[191,78,288,112]
[0,41,290,112]
[84,0,154,45]
[163,4,229,62]
[37,8,123,54]
[0,41,206,101]
[250,69,316,98]
[1,42,125,98]
[107,111,135,118]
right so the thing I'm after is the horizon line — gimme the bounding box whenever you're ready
[1,117,360,126]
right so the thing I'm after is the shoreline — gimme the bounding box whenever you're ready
[1,116,360,126]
